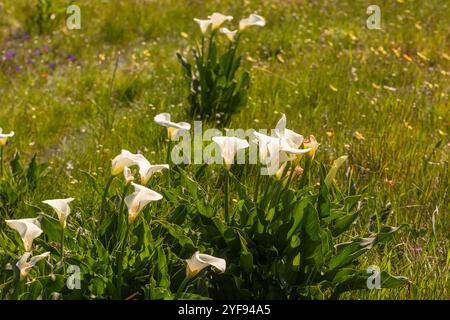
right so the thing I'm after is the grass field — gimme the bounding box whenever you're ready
[0,0,448,299]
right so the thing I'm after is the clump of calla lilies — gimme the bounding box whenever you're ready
[2,130,51,285]
[1,110,345,299]
[0,7,384,298]
[177,12,266,124]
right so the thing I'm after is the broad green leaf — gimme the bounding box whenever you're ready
[329,237,376,270]
[331,211,360,237]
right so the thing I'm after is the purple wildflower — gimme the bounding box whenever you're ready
[5,51,16,60]
[43,46,50,53]
[28,59,35,65]
[66,54,76,62]
[14,65,22,72]
[23,34,32,41]
[33,49,41,56]
[49,63,56,70]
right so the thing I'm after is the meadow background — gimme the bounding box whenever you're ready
[0,0,448,299]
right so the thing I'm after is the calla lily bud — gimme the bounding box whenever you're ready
[325,155,348,187]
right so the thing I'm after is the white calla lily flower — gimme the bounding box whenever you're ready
[42,198,75,228]
[111,149,141,176]
[5,218,43,251]
[219,27,237,41]
[212,136,249,170]
[125,182,163,223]
[253,131,280,164]
[325,155,348,187]
[275,114,311,159]
[239,14,266,31]
[0,128,14,146]
[208,12,233,31]
[253,131,284,175]
[186,251,226,278]
[134,154,169,185]
[275,114,304,148]
[16,251,50,279]
[154,113,191,140]
[193,18,212,34]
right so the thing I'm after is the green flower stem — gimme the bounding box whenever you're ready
[116,219,130,300]
[261,175,270,208]
[11,275,23,300]
[115,184,130,250]
[60,227,65,265]
[299,157,312,189]
[270,163,290,208]
[200,35,205,63]
[166,140,172,188]
[224,170,230,224]
[0,146,4,178]
[282,164,296,194]
[226,34,241,81]
[253,165,261,204]
[175,276,191,300]
[207,31,216,63]
[99,175,114,227]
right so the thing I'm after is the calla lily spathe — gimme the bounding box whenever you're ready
[253,131,280,163]
[193,18,212,34]
[208,12,233,31]
[219,27,237,41]
[111,149,141,176]
[186,251,226,278]
[212,136,249,170]
[253,131,284,175]
[134,154,169,185]
[275,114,304,149]
[42,198,75,228]
[125,182,163,223]
[5,218,43,251]
[324,155,348,187]
[0,128,14,146]
[16,251,50,279]
[303,135,320,158]
[154,113,191,140]
[275,114,312,159]
[253,115,312,175]
[239,14,266,31]
[274,162,288,180]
